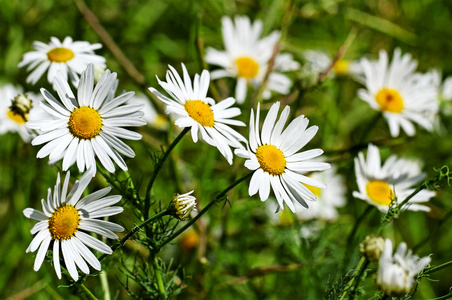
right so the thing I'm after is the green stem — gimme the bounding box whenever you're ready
[413,211,452,252]
[429,291,452,300]
[381,166,450,229]
[424,260,452,275]
[78,283,98,300]
[144,127,190,219]
[99,208,170,261]
[338,256,366,300]
[251,42,279,107]
[153,257,167,299]
[194,20,221,103]
[97,165,129,198]
[399,166,450,210]
[99,271,111,300]
[347,205,373,245]
[124,170,139,202]
[345,7,417,45]
[349,258,370,299]
[354,112,381,144]
[157,171,253,251]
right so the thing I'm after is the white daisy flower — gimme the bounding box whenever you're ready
[357,48,438,137]
[235,101,330,212]
[0,84,50,142]
[302,50,362,80]
[295,165,346,221]
[205,16,299,103]
[353,144,435,213]
[376,239,431,295]
[23,170,124,281]
[27,64,146,174]
[18,36,106,86]
[149,63,246,164]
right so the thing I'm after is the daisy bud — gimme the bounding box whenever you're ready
[9,93,33,119]
[171,190,197,221]
[360,235,385,262]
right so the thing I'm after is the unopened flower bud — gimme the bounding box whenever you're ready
[172,190,197,221]
[9,93,33,119]
[360,235,385,262]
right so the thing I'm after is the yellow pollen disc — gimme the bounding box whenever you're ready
[366,180,393,206]
[48,205,81,240]
[304,183,322,197]
[235,56,259,79]
[333,59,349,75]
[256,144,286,176]
[184,100,215,127]
[7,110,27,124]
[47,47,75,63]
[68,106,103,139]
[375,88,404,113]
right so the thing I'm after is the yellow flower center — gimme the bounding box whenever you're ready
[304,183,322,197]
[7,110,27,124]
[47,47,75,63]
[68,106,103,139]
[366,180,393,206]
[184,100,215,127]
[256,144,286,176]
[235,56,259,79]
[375,88,404,113]
[48,205,81,240]
[333,59,349,75]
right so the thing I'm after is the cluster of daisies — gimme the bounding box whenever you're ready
[0,14,441,294]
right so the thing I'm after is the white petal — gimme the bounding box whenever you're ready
[61,240,79,281]
[77,231,112,254]
[33,235,52,272]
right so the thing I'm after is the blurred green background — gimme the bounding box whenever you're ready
[1,0,452,299]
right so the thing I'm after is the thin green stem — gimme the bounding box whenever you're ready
[429,291,452,300]
[97,165,129,197]
[144,127,190,219]
[347,205,373,245]
[338,256,366,300]
[324,136,409,158]
[194,20,221,103]
[354,112,381,144]
[251,42,279,107]
[99,208,170,261]
[399,166,450,210]
[153,257,167,299]
[318,28,357,83]
[74,0,166,116]
[78,283,98,300]
[380,166,450,229]
[424,260,452,275]
[157,171,253,251]
[350,258,370,299]
[124,170,139,201]
[413,211,452,252]
[99,271,111,300]
[397,186,424,211]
